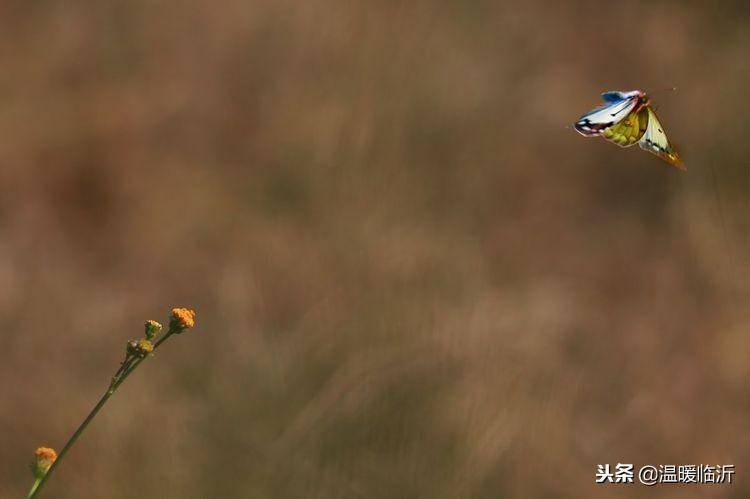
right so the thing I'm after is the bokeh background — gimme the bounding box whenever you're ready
[2,1,750,497]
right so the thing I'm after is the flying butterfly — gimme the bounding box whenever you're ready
[574,90,684,169]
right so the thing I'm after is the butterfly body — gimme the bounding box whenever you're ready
[574,90,684,169]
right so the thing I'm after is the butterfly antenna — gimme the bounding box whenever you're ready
[646,86,678,97]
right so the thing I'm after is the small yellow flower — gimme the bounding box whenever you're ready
[31,447,57,479]
[144,320,163,340]
[137,338,154,355]
[169,307,196,334]
[126,339,154,358]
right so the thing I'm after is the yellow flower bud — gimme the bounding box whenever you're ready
[30,447,57,479]
[126,339,154,358]
[144,320,162,340]
[137,338,154,355]
[169,308,196,334]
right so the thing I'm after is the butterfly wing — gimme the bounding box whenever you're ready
[574,92,640,136]
[601,91,636,103]
[601,107,649,147]
[638,107,684,169]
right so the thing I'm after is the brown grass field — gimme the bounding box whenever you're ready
[2,1,750,497]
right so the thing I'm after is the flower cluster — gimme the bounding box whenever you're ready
[121,308,196,365]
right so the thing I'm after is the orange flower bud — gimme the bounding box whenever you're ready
[169,308,196,333]
[30,447,57,479]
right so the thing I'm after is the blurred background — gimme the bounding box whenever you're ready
[2,1,750,497]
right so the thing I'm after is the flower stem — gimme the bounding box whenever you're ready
[28,386,113,498]
[26,478,41,499]
[27,329,175,499]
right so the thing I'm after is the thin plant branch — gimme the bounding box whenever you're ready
[26,308,195,499]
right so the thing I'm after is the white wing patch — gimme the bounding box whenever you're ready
[574,95,638,137]
[638,107,684,169]
[638,107,669,154]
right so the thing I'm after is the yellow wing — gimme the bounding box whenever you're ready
[638,107,684,169]
[601,107,649,147]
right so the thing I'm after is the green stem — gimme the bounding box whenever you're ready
[26,478,41,499]
[28,386,113,498]
[114,330,174,390]
[27,329,175,499]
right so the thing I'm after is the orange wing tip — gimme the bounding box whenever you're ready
[668,153,686,170]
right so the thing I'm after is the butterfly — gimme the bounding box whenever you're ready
[574,90,684,169]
